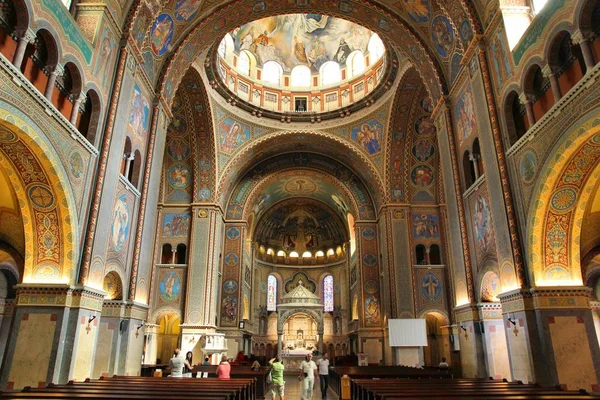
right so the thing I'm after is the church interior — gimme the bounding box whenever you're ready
[0,0,600,395]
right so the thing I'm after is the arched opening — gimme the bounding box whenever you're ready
[462,150,476,189]
[121,136,132,176]
[262,61,283,86]
[0,262,18,365]
[472,138,484,177]
[130,149,142,188]
[549,32,587,96]
[161,243,172,264]
[176,243,187,264]
[423,312,450,368]
[78,89,101,146]
[524,64,552,121]
[347,50,365,78]
[54,62,81,120]
[347,213,356,256]
[0,1,19,61]
[103,271,123,300]
[156,312,181,365]
[367,33,385,64]
[238,50,251,76]
[480,271,501,302]
[416,244,427,265]
[580,0,600,64]
[430,244,442,265]
[291,65,311,87]
[320,61,341,86]
[22,30,58,95]
[504,91,527,147]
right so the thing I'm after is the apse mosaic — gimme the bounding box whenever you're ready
[110,193,130,253]
[162,213,191,238]
[227,14,376,70]
[420,271,442,302]
[351,120,383,155]
[175,0,201,21]
[151,13,174,56]
[454,82,477,146]
[430,15,455,58]
[219,118,250,154]
[403,0,431,23]
[159,270,182,303]
[128,84,150,140]
[412,214,440,239]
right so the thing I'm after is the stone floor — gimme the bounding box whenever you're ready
[263,375,340,399]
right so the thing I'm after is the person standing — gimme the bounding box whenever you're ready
[169,349,192,377]
[269,354,285,400]
[317,352,330,399]
[299,353,317,400]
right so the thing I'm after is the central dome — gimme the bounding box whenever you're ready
[211,14,392,120]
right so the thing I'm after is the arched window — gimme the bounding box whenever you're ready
[302,251,312,258]
[263,61,283,85]
[277,250,286,257]
[347,213,356,256]
[348,51,365,78]
[367,34,385,62]
[238,51,250,75]
[218,38,227,58]
[324,275,334,312]
[463,150,476,188]
[267,248,275,256]
[416,244,427,264]
[176,243,187,264]
[291,65,311,87]
[161,243,172,264]
[290,251,299,258]
[429,244,442,265]
[320,61,341,85]
[267,274,277,311]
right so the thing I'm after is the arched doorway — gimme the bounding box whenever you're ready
[156,312,181,365]
[422,312,450,367]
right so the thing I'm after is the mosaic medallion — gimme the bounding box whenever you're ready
[69,151,84,179]
[361,227,376,240]
[363,253,377,267]
[28,184,55,210]
[226,227,241,240]
[550,187,577,212]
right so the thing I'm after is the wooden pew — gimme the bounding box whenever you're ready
[0,376,255,400]
[351,378,600,400]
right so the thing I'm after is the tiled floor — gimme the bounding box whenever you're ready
[264,375,340,399]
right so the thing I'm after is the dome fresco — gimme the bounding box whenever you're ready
[224,14,382,72]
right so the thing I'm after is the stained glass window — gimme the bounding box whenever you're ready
[267,274,277,311]
[324,275,334,312]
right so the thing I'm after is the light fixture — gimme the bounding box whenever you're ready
[238,320,245,329]
[507,314,516,326]
[137,322,145,332]
[88,315,96,324]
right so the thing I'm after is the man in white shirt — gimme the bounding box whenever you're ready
[316,352,330,399]
[299,353,317,400]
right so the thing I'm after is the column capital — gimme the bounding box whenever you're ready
[571,29,590,45]
[518,92,531,105]
[541,63,555,78]
[13,28,36,43]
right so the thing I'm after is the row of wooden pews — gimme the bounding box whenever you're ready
[0,376,256,400]
[352,378,600,400]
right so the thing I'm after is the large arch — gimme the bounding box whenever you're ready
[0,119,78,284]
[528,110,600,286]
[123,0,481,107]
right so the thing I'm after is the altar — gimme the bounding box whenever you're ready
[275,280,324,358]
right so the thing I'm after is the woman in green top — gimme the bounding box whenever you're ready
[269,354,285,400]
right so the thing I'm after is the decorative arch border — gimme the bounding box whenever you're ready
[417,308,450,325]
[0,118,77,284]
[123,0,456,106]
[225,152,376,220]
[242,167,361,223]
[277,308,324,334]
[217,129,385,209]
[528,111,600,286]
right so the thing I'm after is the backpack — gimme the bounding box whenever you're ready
[266,368,273,384]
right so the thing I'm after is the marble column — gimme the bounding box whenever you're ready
[143,324,159,365]
[518,93,535,127]
[499,287,600,391]
[44,64,62,100]
[0,285,105,389]
[572,30,596,71]
[454,304,487,378]
[542,64,562,102]
[477,303,511,380]
[70,92,85,125]
[11,29,35,70]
